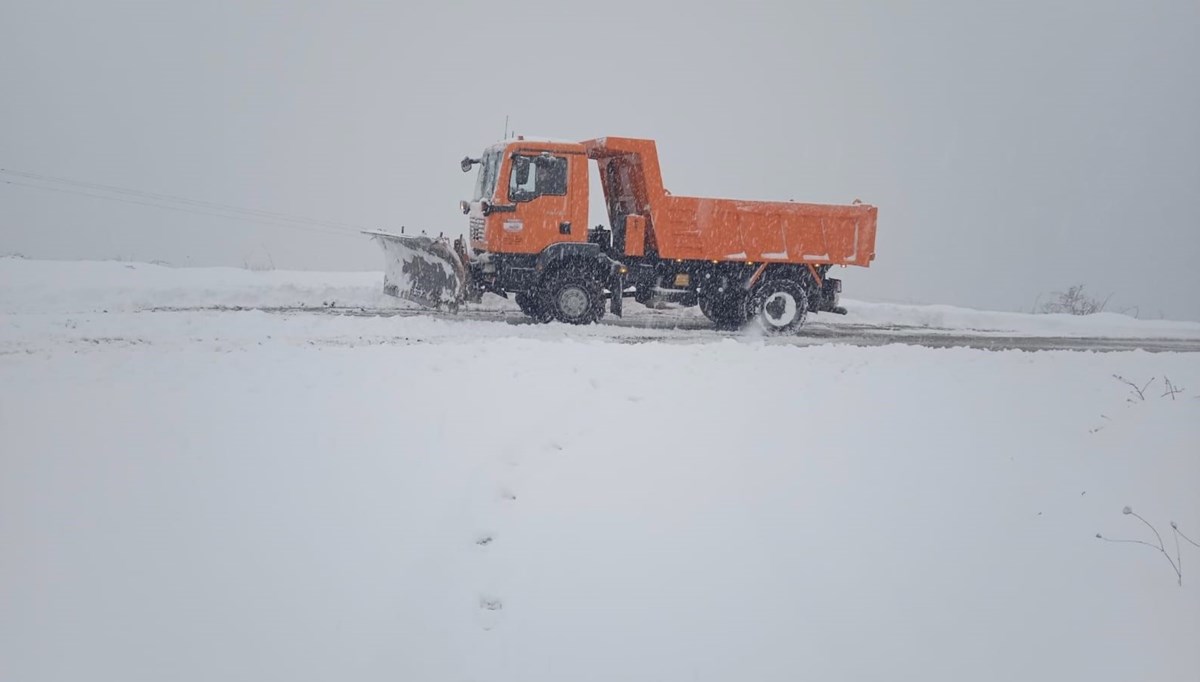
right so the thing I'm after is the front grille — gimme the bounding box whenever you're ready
[469,217,485,242]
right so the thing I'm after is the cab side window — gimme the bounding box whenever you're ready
[510,155,567,202]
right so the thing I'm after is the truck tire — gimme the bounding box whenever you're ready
[515,290,552,323]
[699,292,749,330]
[540,266,604,325]
[748,278,809,334]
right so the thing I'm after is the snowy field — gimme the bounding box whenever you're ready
[2,258,1199,682]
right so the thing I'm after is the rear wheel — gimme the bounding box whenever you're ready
[748,278,809,334]
[540,266,604,325]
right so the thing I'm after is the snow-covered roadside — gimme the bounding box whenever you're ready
[2,256,1199,681]
[838,299,1200,338]
[2,335,1197,682]
[0,257,404,313]
[3,257,1199,338]
[0,310,686,355]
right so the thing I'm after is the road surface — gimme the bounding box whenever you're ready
[146,304,1200,353]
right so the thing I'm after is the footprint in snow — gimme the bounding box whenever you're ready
[476,595,504,631]
[475,534,495,547]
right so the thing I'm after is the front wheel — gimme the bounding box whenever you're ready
[748,279,809,334]
[541,268,604,325]
[515,291,552,323]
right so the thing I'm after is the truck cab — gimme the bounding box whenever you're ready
[462,140,591,257]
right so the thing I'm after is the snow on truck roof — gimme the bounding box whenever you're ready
[483,136,659,153]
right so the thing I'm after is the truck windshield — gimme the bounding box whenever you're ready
[473,150,501,201]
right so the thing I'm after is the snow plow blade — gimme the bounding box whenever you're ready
[364,230,467,310]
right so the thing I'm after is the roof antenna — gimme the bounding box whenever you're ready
[503,114,509,140]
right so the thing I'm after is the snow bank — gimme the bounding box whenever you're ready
[839,298,1200,338]
[0,256,401,313]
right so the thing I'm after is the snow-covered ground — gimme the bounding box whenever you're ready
[0,257,404,314]
[2,257,1199,682]
[4,257,1200,338]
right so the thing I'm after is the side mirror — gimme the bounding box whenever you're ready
[513,156,530,185]
[461,156,479,173]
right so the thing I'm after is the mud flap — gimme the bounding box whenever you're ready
[814,277,844,313]
[364,231,467,310]
[610,273,625,317]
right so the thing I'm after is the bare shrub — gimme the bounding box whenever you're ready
[1039,284,1111,315]
[242,245,275,272]
[1113,375,1155,402]
[1162,377,1185,400]
[1097,506,1199,586]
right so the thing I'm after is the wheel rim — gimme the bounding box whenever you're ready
[761,291,798,328]
[558,287,589,319]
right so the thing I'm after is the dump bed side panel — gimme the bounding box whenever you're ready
[655,196,876,266]
[582,137,876,267]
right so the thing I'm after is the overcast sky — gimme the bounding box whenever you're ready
[2,1,1197,319]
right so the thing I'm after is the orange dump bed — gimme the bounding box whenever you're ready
[583,137,876,266]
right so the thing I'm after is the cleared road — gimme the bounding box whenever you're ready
[159,305,1200,353]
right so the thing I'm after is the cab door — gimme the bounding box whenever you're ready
[503,153,576,253]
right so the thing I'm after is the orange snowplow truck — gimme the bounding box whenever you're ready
[368,136,877,333]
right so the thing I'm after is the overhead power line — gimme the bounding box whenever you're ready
[0,167,371,238]
[0,177,357,237]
